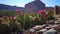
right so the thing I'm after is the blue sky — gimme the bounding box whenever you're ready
[0,0,60,7]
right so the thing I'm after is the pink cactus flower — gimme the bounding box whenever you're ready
[16,9,20,13]
[43,14,48,19]
[2,16,5,19]
[7,16,12,19]
[39,10,46,14]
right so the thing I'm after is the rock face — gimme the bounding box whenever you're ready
[25,0,45,12]
[0,4,24,11]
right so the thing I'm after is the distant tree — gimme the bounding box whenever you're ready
[55,5,59,14]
